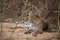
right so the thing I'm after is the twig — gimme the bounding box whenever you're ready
[8,0,29,40]
[8,22,19,40]
[0,22,3,40]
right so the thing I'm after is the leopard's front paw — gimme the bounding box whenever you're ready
[32,33,37,37]
[24,31,31,34]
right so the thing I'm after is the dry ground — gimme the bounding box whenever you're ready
[0,22,59,40]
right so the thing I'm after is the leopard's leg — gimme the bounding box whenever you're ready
[32,27,43,37]
[24,29,34,34]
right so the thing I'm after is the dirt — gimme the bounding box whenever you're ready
[0,22,59,40]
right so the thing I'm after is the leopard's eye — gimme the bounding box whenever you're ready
[23,21,24,23]
[25,24,27,25]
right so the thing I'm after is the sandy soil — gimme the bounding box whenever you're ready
[0,22,59,40]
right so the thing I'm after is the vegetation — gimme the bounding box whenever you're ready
[58,1,60,30]
[58,1,60,40]
[0,0,59,40]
